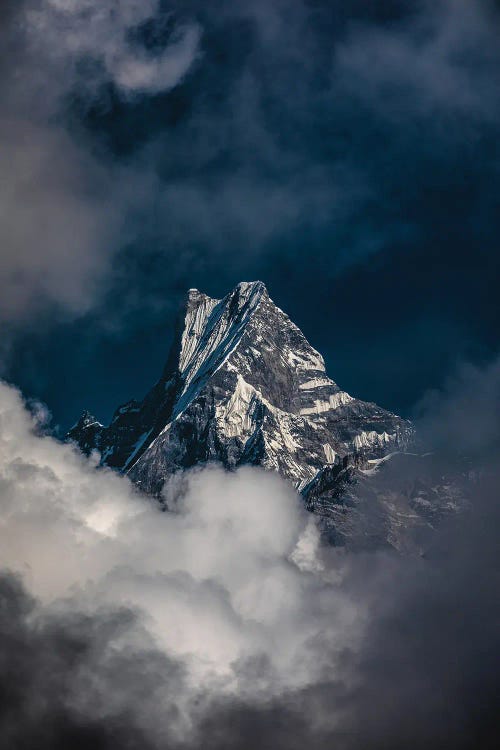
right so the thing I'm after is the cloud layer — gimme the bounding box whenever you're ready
[1,357,499,748]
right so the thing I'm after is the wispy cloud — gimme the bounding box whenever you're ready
[26,1,202,97]
[1,0,499,332]
[0,1,201,327]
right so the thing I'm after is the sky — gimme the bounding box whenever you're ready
[1,4,500,748]
[0,0,499,431]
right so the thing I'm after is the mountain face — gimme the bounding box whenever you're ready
[70,280,464,549]
[69,281,411,486]
[68,281,472,550]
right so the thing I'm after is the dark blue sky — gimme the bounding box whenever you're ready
[2,0,499,431]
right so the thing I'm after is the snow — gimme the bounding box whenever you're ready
[216,375,257,439]
[299,378,333,390]
[115,403,140,416]
[178,291,220,374]
[299,391,354,415]
[353,430,395,450]
[216,374,300,453]
[323,444,336,464]
[359,452,400,476]
[286,349,325,372]
[100,446,114,462]
[176,281,266,415]
[367,452,399,466]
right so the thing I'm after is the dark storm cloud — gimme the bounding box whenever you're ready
[319,354,500,749]
[6,0,500,306]
[1,568,213,750]
[2,476,499,750]
[332,481,499,750]
[0,1,117,325]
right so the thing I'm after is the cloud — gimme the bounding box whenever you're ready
[335,0,500,123]
[25,1,201,97]
[1,3,499,743]
[0,356,499,748]
[0,1,201,327]
[75,0,500,330]
[0,120,122,323]
[1,0,500,343]
[0,379,353,697]
[415,354,500,457]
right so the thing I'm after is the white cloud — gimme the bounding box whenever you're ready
[1,365,499,746]
[0,380,359,708]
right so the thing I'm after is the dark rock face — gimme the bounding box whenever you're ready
[70,280,470,550]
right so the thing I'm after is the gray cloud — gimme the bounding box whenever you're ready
[92,0,500,327]
[335,0,500,123]
[0,1,201,327]
[0,120,122,322]
[415,355,500,457]
[0,350,499,748]
[1,0,499,337]
[25,0,201,98]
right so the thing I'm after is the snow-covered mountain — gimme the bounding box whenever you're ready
[68,280,474,551]
[69,281,413,501]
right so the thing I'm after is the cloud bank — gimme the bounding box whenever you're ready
[1,357,499,748]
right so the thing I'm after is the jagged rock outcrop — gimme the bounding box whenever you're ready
[69,281,413,506]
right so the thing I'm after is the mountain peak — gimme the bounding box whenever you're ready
[66,282,478,552]
[68,280,413,526]
[184,281,268,313]
[234,279,267,297]
[186,287,214,301]
[71,410,101,430]
[173,280,269,389]
[67,410,103,456]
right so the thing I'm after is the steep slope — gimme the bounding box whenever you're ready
[69,281,413,503]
